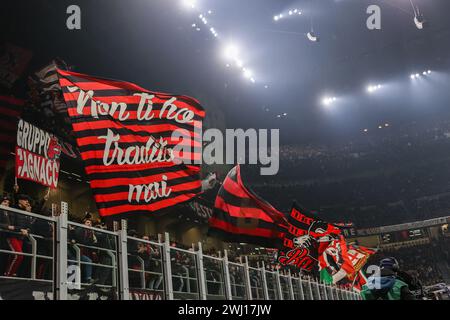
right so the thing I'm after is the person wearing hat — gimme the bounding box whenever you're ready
[361,257,416,300]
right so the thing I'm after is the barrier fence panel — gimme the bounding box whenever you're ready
[169,246,200,300]
[127,236,165,300]
[300,278,313,300]
[203,254,226,300]
[331,286,339,300]
[0,206,56,300]
[292,276,304,300]
[228,261,248,300]
[311,279,321,300]
[248,267,265,300]
[319,283,328,300]
[66,222,119,300]
[280,274,293,300]
[264,270,279,300]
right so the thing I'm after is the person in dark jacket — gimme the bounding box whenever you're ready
[68,218,97,283]
[361,257,416,300]
[93,222,115,285]
[31,208,54,280]
[2,193,33,277]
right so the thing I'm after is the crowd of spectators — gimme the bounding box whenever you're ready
[247,116,450,227]
[0,185,53,280]
[366,239,450,287]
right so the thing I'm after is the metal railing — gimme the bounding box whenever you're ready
[0,206,362,300]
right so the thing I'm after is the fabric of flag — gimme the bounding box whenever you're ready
[57,68,205,216]
[347,244,376,276]
[352,270,368,292]
[277,203,341,271]
[319,235,355,284]
[319,242,375,285]
[0,95,23,173]
[29,61,67,114]
[208,165,288,248]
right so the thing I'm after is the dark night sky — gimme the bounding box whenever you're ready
[2,0,450,146]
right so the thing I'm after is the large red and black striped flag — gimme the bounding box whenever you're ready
[57,69,205,217]
[208,165,288,248]
[0,96,23,173]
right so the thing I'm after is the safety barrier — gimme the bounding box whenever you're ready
[0,206,362,300]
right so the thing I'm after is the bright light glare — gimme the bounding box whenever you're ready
[322,96,336,106]
[224,44,239,60]
[183,0,196,9]
[243,68,253,79]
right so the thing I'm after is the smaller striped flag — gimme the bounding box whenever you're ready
[208,165,288,248]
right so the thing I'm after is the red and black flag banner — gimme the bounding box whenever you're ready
[208,165,288,248]
[57,69,205,216]
[278,203,341,271]
[15,119,61,189]
[0,95,23,173]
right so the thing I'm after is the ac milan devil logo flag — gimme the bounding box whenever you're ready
[277,203,341,271]
[57,69,205,216]
[208,165,288,248]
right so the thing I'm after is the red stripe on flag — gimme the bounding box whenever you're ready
[209,217,282,238]
[98,193,197,216]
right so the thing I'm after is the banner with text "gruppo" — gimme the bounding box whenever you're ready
[15,119,61,189]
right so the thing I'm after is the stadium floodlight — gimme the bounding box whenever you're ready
[243,68,253,79]
[322,96,336,106]
[224,44,239,60]
[307,31,319,42]
[414,15,424,29]
[410,74,415,79]
[367,84,382,93]
[422,71,427,75]
[182,0,196,9]
[273,15,279,21]
[427,70,431,74]
[363,128,368,132]
[415,73,420,77]
[289,10,293,15]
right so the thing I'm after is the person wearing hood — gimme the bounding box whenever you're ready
[361,257,416,300]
